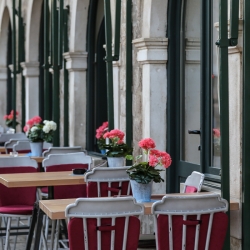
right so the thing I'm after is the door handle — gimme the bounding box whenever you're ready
[188,130,201,135]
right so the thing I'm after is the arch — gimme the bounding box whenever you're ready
[141,0,168,38]
[0,7,10,66]
[25,0,43,62]
[69,0,90,51]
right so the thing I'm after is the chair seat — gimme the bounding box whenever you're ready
[41,187,48,193]
[0,205,34,215]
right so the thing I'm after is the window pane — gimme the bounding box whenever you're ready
[212,0,221,168]
[180,0,201,165]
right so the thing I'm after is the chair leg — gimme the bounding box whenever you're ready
[13,217,20,250]
[54,220,60,250]
[4,217,11,250]
[50,220,56,250]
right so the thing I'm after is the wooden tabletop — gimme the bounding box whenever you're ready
[0,171,85,188]
[39,193,240,220]
[0,153,44,163]
[0,147,6,153]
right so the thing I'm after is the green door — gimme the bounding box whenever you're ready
[167,0,221,192]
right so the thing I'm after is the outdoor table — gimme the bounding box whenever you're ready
[39,192,239,221]
[0,171,86,250]
[0,147,6,154]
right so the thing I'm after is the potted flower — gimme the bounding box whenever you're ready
[126,138,172,202]
[3,110,19,130]
[95,121,109,154]
[213,128,220,156]
[23,116,57,156]
[101,129,133,167]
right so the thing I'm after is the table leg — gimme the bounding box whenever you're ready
[33,208,44,250]
[48,186,54,200]
[26,202,38,250]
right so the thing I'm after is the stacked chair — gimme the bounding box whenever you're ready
[0,157,38,250]
[42,146,86,158]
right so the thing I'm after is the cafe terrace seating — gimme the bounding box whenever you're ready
[65,197,144,250]
[152,193,228,250]
[4,139,29,154]
[0,156,38,250]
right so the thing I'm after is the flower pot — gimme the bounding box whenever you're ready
[100,149,106,155]
[30,142,43,156]
[130,180,153,203]
[107,157,125,168]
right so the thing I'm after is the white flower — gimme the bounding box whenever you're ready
[43,125,50,133]
[50,121,57,131]
[43,120,49,124]
[31,126,38,132]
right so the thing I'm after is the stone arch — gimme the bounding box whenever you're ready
[25,0,43,62]
[69,0,90,51]
[0,6,10,66]
[141,0,168,38]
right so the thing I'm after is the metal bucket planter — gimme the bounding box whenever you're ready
[130,180,153,203]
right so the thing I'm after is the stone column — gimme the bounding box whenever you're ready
[21,62,40,121]
[133,38,168,194]
[64,52,88,148]
[0,67,7,127]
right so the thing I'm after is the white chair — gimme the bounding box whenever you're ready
[4,139,29,154]
[182,171,205,193]
[0,133,27,144]
[12,141,52,154]
[152,193,228,250]
[42,146,86,158]
[0,156,38,250]
[85,166,131,197]
[41,152,92,249]
[65,197,144,250]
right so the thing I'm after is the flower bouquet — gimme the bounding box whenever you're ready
[100,129,133,167]
[126,138,172,184]
[24,116,57,143]
[23,116,57,156]
[126,138,171,202]
[3,110,19,128]
[96,121,109,152]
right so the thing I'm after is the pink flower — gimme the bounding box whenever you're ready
[149,154,159,167]
[104,129,125,141]
[159,151,172,168]
[23,125,29,132]
[213,128,220,138]
[138,138,156,150]
[10,110,19,116]
[117,140,124,145]
[96,121,109,139]
[8,114,13,120]
[3,115,8,120]
[32,116,42,124]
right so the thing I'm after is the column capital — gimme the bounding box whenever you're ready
[0,66,7,80]
[63,52,88,72]
[21,62,40,77]
[132,38,168,64]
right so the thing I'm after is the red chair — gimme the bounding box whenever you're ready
[0,156,38,250]
[152,193,228,250]
[42,152,92,199]
[85,166,131,197]
[65,197,144,250]
[41,152,92,249]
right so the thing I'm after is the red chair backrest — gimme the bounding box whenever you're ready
[0,166,38,206]
[68,216,140,250]
[87,181,131,197]
[157,213,228,250]
[45,163,88,199]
